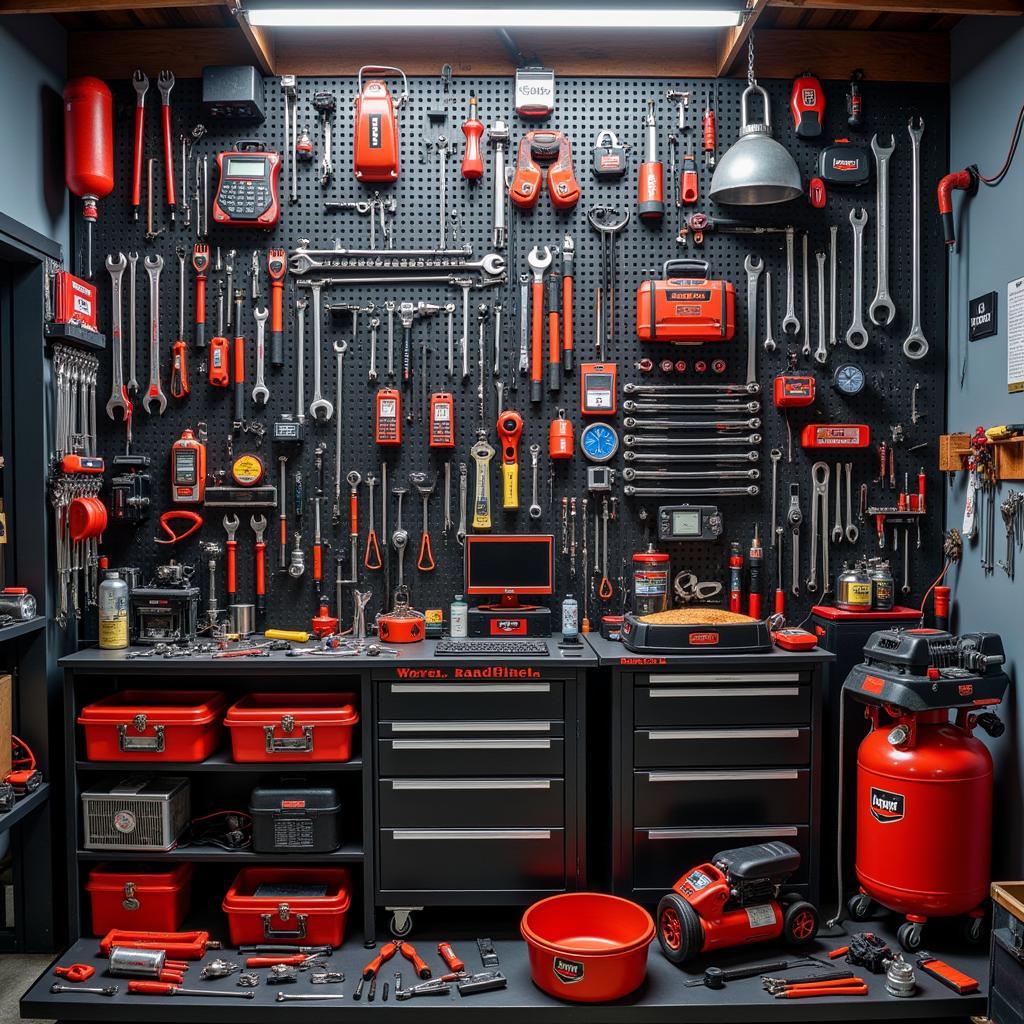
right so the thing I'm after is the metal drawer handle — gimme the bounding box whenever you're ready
[647,827,799,841]
[389,682,551,694]
[261,907,308,939]
[390,720,552,734]
[646,673,801,684]
[117,723,165,753]
[645,770,800,783]
[264,724,314,753]
[645,728,800,741]
[390,738,552,750]
[648,687,801,698]
[392,829,552,841]
[390,779,552,791]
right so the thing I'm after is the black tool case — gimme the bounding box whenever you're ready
[249,782,342,854]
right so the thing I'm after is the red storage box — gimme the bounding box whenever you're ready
[86,862,193,936]
[224,693,359,763]
[78,690,227,762]
[222,867,352,947]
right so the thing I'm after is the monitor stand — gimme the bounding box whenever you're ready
[468,596,552,638]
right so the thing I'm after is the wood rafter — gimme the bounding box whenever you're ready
[770,0,1023,16]
[717,0,772,77]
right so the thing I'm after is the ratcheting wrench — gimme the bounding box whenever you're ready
[142,254,167,414]
[744,254,762,385]
[903,117,928,360]
[308,281,333,421]
[814,250,828,365]
[782,226,800,335]
[806,462,830,593]
[868,133,896,327]
[527,246,554,402]
[251,306,269,405]
[846,207,869,349]
[832,461,844,544]
[105,253,130,421]
[763,271,777,353]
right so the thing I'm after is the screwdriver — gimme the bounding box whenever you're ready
[703,81,717,167]
[127,981,254,999]
[638,98,664,219]
[461,95,484,179]
[747,528,763,619]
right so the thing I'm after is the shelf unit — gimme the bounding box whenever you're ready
[0,782,48,835]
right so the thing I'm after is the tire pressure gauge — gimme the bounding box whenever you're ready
[580,422,619,463]
[832,363,866,396]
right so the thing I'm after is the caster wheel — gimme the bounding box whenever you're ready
[389,912,413,938]
[897,921,923,952]
[783,900,819,946]
[962,915,985,945]
[847,893,873,921]
[656,893,704,965]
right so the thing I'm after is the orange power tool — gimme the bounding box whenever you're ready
[498,410,523,510]
[639,99,664,219]
[509,131,580,210]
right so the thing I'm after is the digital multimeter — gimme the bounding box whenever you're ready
[429,392,455,448]
[657,504,723,542]
[581,362,617,415]
[213,141,281,227]
[375,388,402,445]
[171,428,206,504]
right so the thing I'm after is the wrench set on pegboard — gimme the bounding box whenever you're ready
[61,66,948,636]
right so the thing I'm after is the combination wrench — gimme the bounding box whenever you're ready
[801,233,811,357]
[294,298,307,421]
[902,117,929,360]
[444,302,455,378]
[104,253,130,422]
[744,254,763,385]
[769,448,782,546]
[456,462,468,545]
[781,226,800,335]
[846,207,869,349]
[763,271,777,353]
[368,315,380,382]
[806,462,830,593]
[829,224,839,348]
[332,339,348,517]
[127,251,139,394]
[528,443,542,520]
[308,281,334,421]
[814,250,828,365]
[251,306,269,406]
[845,462,859,543]
[868,133,897,327]
[832,461,844,544]
[385,300,396,377]
[142,254,167,414]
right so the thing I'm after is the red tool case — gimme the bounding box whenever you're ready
[77,690,227,762]
[636,259,736,343]
[224,692,359,763]
[222,867,352,947]
[85,862,193,936]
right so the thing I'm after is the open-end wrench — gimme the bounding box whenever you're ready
[769,448,782,546]
[763,271,776,353]
[385,300,396,377]
[527,247,554,401]
[801,233,811,357]
[332,339,348,517]
[127,251,139,394]
[806,462,829,593]
[51,984,118,997]
[367,316,380,382]
[814,250,828,365]
[868,133,896,327]
[308,281,333,421]
[251,306,269,406]
[832,461,844,544]
[528,443,542,519]
[105,253,130,421]
[157,70,176,220]
[295,297,307,421]
[903,117,928,360]
[844,462,859,543]
[782,226,800,335]
[846,207,869,349]
[142,254,167,414]
[744,254,762,385]
[828,224,839,348]
[787,483,802,597]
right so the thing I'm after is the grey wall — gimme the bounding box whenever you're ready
[0,15,67,249]
[947,16,1024,876]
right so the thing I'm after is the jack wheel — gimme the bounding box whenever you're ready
[847,892,873,921]
[961,915,985,945]
[656,893,704,964]
[782,900,819,945]
[897,920,923,952]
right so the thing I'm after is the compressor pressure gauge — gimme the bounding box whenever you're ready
[580,422,619,463]
[832,363,866,396]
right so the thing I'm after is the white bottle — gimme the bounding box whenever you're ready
[450,594,468,638]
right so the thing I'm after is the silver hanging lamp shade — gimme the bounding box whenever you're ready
[709,84,803,206]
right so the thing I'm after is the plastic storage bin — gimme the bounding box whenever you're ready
[86,862,193,936]
[224,692,359,763]
[78,690,227,762]
[222,867,352,946]
[250,783,342,853]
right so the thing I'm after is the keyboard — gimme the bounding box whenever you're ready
[434,639,550,657]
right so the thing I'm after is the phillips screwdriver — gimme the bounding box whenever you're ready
[461,95,484,179]
[127,981,254,999]
[638,98,664,219]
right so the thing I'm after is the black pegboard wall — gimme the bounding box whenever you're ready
[83,73,948,631]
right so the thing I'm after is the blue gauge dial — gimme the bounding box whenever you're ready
[580,422,619,463]
[832,363,866,395]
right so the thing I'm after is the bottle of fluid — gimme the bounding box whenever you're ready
[450,594,468,638]
[561,594,579,639]
[98,571,129,649]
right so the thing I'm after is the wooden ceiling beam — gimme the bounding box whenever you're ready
[0,0,218,12]
[225,1,275,75]
[68,27,252,77]
[770,0,1023,16]
[716,0,772,77]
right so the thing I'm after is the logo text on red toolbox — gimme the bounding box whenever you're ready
[394,666,542,680]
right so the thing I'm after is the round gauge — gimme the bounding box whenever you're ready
[580,422,619,463]
[832,363,866,396]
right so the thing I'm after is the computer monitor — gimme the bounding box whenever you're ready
[464,534,554,608]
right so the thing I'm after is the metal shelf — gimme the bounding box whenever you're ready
[76,842,364,863]
[0,615,45,644]
[0,782,49,835]
[76,752,363,773]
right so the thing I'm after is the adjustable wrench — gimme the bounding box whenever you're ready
[828,224,839,349]
[105,253,131,421]
[868,133,896,327]
[528,443,542,520]
[744,255,762,385]
[781,226,800,335]
[142,254,167,414]
[787,483,802,597]
[527,247,554,401]
[294,298,307,421]
[806,462,829,593]
[902,117,928,360]
[832,461,844,544]
[814,250,828,365]
[846,207,869,349]
[763,271,777,353]
[251,306,269,406]
[844,462,859,543]
[801,233,811,357]
[308,281,334,421]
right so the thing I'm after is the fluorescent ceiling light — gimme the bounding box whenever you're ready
[246,6,742,29]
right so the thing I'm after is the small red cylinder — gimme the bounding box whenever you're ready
[64,77,114,202]
[548,415,574,459]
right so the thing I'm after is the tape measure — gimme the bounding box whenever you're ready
[231,454,264,487]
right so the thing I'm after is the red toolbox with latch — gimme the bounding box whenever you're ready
[224,693,359,763]
[78,690,227,762]
[85,862,193,936]
[222,866,352,947]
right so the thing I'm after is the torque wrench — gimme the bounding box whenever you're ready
[142,254,166,414]
[251,306,269,406]
[782,226,800,335]
[868,133,896,326]
[814,250,828,365]
[744,254,762,385]
[346,470,361,585]
[528,443,542,519]
[308,281,333,421]
[903,117,928,359]
[846,207,869,349]
[104,253,130,422]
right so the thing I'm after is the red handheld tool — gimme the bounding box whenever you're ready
[224,514,238,602]
[354,66,407,182]
[99,930,217,961]
[252,514,267,617]
[638,99,664,219]
[562,236,574,371]
[54,963,96,983]
[232,292,245,423]
[702,80,717,167]
[680,152,698,205]
[130,70,147,220]
[461,94,484,179]
[747,529,762,619]
[362,941,398,979]
[191,244,209,349]
[438,942,465,973]
[509,131,580,210]
[547,270,561,393]
[156,71,176,220]
[170,341,189,399]
[127,981,251,998]
[399,941,432,980]
[916,954,978,994]
[209,287,229,388]
[267,249,286,367]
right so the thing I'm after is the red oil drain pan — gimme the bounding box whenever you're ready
[521,892,655,1002]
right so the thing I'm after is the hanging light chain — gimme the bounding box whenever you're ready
[747,32,756,87]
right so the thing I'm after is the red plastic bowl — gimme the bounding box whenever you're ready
[521,893,655,1002]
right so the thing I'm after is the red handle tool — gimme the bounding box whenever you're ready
[399,941,432,980]
[127,981,252,998]
[254,536,266,616]
[245,955,307,967]
[547,271,561,393]
[267,249,286,367]
[170,341,189,399]
[131,72,146,220]
[461,95,484,179]
[531,274,544,402]
[192,244,209,349]
[157,71,176,218]
[681,152,698,204]
[362,940,398,979]
[226,536,237,601]
[437,942,464,973]
[54,963,95,982]
[562,240,574,372]
[99,929,216,960]
[233,293,245,423]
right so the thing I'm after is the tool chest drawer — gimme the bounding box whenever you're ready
[379,828,566,891]
[633,825,810,891]
[378,723,564,776]
[633,673,810,728]
[379,777,566,829]
[633,768,809,828]
[634,725,809,768]
[378,678,564,720]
